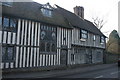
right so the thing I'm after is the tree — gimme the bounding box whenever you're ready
[92,17,107,30]
[106,30,120,54]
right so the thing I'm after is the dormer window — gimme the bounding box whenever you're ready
[1,0,13,7]
[80,29,88,39]
[41,8,52,17]
[41,3,53,17]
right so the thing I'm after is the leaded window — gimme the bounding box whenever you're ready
[80,29,88,39]
[93,35,96,41]
[10,19,16,28]
[40,42,45,52]
[1,0,13,7]
[2,47,6,60]
[2,17,17,32]
[0,17,2,26]
[3,17,9,27]
[41,8,52,17]
[51,44,56,52]
[96,51,102,61]
[46,43,50,52]
[2,2,13,6]
[40,24,56,41]
[71,54,75,62]
[7,47,14,60]
[100,36,105,43]
[40,24,56,53]
[2,46,14,61]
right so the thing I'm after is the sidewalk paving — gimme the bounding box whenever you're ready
[3,63,117,78]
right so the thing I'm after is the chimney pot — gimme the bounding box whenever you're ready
[73,6,84,19]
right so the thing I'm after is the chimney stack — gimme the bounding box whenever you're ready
[73,6,84,19]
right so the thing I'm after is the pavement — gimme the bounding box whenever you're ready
[3,63,117,78]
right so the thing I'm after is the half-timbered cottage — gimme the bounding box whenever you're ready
[55,5,106,65]
[0,1,106,71]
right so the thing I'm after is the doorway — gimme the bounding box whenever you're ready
[60,50,68,65]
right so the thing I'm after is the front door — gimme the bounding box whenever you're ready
[60,50,67,65]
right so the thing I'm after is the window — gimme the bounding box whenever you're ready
[40,24,56,41]
[10,19,16,28]
[0,17,2,26]
[71,54,75,61]
[41,8,52,17]
[2,17,17,32]
[100,36,105,43]
[7,47,14,60]
[2,0,13,7]
[46,43,50,52]
[3,17,9,27]
[96,51,101,61]
[41,25,44,30]
[40,24,57,53]
[93,35,96,41]
[2,2,13,6]
[80,29,88,39]
[51,44,56,52]
[40,42,45,52]
[2,46,14,61]
[74,48,78,53]
[2,47,6,60]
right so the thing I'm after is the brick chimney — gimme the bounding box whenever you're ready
[73,6,84,19]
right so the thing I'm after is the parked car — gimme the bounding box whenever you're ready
[118,58,120,66]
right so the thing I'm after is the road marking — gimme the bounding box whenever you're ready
[95,75,103,78]
[110,71,120,75]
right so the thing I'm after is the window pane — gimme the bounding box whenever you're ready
[51,44,56,52]
[41,8,52,17]
[81,29,88,39]
[7,47,13,60]
[45,10,49,16]
[82,33,87,39]
[40,42,45,52]
[93,35,96,41]
[100,36,104,43]
[46,43,50,52]
[48,26,51,31]
[49,11,51,16]
[81,30,87,34]
[71,54,74,61]
[0,17,2,25]
[3,2,13,6]
[3,17,9,27]
[2,47,6,60]
[10,19,16,28]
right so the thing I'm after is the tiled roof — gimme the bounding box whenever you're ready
[55,5,106,37]
[2,2,72,28]
[2,2,106,37]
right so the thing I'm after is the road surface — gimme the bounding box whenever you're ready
[3,63,120,79]
[56,64,120,78]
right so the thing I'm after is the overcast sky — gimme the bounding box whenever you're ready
[33,0,119,37]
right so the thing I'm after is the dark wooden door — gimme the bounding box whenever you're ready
[60,50,67,65]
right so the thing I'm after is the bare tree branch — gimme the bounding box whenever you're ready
[92,17,107,30]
